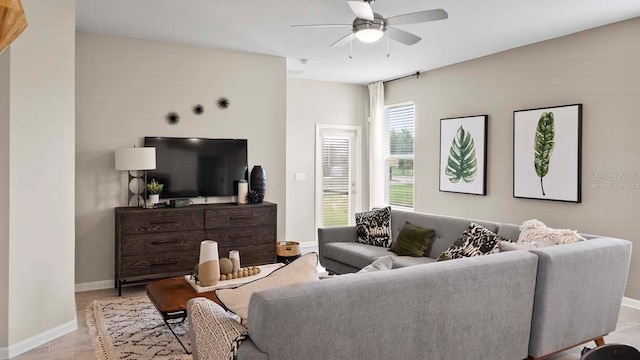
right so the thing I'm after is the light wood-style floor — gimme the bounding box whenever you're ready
[13,285,640,360]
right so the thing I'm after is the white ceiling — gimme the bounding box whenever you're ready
[76,0,640,85]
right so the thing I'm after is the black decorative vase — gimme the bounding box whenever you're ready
[250,165,266,203]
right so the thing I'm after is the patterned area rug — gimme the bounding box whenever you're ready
[86,296,192,359]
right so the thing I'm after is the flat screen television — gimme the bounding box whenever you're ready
[144,137,248,198]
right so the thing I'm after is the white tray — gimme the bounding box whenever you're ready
[185,263,285,293]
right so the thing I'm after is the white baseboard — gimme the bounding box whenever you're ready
[622,296,640,310]
[0,346,7,360]
[7,318,77,359]
[75,279,114,292]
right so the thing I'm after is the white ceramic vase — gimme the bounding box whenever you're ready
[199,240,220,286]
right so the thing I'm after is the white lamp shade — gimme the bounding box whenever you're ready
[115,147,156,171]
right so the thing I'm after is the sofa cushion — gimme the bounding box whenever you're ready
[497,224,521,242]
[390,210,500,258]
[355,206,392,247]
[438,222,508,261]
[215,253,319,324]
[323,242,392,269]
[391,256,437,268]
[389,221,435,257]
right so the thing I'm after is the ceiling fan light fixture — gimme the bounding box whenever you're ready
[355,28,384,43]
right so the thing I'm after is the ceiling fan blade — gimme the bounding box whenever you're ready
[387,27,421,45]
[291,24,351,28]
[385,9,448,26]
[347,1,374,21]
[331,32,356,47]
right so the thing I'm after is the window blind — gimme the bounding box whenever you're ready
[384,103,415,209]
[321,137,350,226]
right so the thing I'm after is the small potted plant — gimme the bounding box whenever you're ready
[146,178,164,204]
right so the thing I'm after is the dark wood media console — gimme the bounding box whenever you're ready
[115,202,277,295]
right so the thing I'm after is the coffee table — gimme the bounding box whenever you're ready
[146,264,284,354]
[146,276,218,354]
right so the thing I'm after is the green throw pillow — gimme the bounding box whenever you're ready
[389,222,435,257]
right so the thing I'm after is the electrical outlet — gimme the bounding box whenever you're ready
[295,173,306,182]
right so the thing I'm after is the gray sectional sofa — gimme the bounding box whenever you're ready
[190,251,539,360]
[187,209,632,360]
[319,209,633,359]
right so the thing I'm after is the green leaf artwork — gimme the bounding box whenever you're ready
[534,112,555,196]
[445,126,477,183]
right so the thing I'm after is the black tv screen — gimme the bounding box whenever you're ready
[144,137,248,198]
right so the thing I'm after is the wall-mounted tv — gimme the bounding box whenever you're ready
[144,137,248,198]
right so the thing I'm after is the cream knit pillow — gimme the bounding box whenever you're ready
[215,253,319,324]
[517,219,585,245]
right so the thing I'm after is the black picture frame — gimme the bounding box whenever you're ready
[513,104,582,203]
[439,115,488,196]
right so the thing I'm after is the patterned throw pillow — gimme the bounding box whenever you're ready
[437,222,508,261]
[355,207,392,247]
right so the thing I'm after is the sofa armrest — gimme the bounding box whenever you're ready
[317,226,356,262]
[527,237,632,358]
[187,298,255,360]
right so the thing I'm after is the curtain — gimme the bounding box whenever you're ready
[368,81,385,209]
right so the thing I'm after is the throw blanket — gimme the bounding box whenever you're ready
[189,298,248,360]
[518,219,586,244]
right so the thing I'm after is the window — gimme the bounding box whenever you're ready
[384,103,415,209]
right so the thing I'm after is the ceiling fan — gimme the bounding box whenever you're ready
[291,0,448,47]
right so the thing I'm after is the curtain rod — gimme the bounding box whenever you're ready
[382,71,421,84]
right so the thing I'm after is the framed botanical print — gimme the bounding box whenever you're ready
[513,104,582,202]
[439,115,488,195]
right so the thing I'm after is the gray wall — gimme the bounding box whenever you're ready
[7,0,76,348]
[75,33,287,285]
[385,17,640,299]
[286,78,368,245]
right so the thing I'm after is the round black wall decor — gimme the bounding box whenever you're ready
[193,104,204,115]
[217,97,230,109]
[166,112,180,125]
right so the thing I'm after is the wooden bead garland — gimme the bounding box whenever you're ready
[219,266,261,281]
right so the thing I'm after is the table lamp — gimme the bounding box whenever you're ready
[115,147,156,207]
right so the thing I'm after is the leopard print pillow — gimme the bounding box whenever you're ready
[355,207,392,247]
[437,222,508,261]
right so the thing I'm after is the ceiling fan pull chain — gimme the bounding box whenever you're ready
[386,32,390,57]
[349,38,353,59]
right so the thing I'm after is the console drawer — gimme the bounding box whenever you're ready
[120,230,203,256]
[206,225,276,265]
[121,210,203,235]
[205,206,276,229]
[121,251,198,278]
[205,225,275,247]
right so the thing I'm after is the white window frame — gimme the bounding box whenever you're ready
[315,124,363,235]
[383,101,415,210]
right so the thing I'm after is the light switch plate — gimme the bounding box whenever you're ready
[295,173,306,182]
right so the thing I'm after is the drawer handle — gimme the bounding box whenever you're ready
[149,221,175,226]
[150,240,177,246]
[229,216,252,220]
[151,261,177,266]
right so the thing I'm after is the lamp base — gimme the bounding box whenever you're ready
[127,170,147,207]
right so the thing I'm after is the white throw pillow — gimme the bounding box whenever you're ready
[517,219,585,245]
[215,253,319,324]
[357,255,394,273]
[498,239,555,252]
